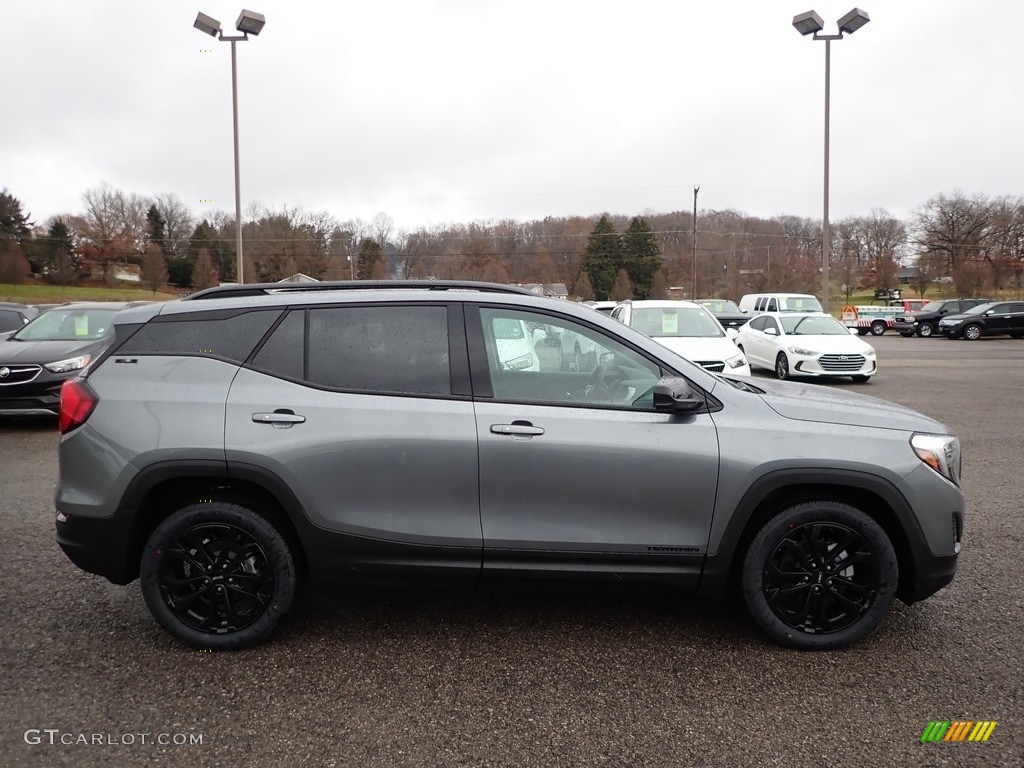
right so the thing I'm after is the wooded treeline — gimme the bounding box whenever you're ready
[2,184,1023,299]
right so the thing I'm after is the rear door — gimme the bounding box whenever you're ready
[224,302,482,583]
[467,304,720,587]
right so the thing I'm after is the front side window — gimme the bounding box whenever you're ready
[307,305,450,396]
[479,307,662,409]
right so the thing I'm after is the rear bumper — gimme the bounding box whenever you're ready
[56,510,136,585]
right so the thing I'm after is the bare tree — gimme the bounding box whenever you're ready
[191,248,220,289]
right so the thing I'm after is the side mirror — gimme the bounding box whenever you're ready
[726,328,738,340]
[765,327,778,336]
[653,376,704,412]
[848,326,859,335]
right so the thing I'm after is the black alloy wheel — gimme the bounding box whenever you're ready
[140,502,297,650]
[742,501,897,650]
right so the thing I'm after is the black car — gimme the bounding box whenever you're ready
[892,298,993,337]
[0,302,148,417]
[0,302,39,334]
[938,301,1024,340]
[696,299,749,329]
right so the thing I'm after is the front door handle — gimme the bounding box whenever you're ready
[252,409,306,428]
[490,421,545,438]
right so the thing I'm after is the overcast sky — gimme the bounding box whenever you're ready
[3,1,1021,233]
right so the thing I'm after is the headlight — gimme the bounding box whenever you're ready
[503,354,533,370]
[45,355,91,374]
[726,353,747,369]
[787,346,817,356]
[863,347,876,357]
[911,433,961,486]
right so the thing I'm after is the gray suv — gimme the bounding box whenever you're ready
[55,281,964,651]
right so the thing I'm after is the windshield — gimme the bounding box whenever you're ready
[920,300,945,312]
[699,300,741,313]
[962,302,998,315]
[631,306,724,338]
[780,315,850,336]
[12,308,119,341]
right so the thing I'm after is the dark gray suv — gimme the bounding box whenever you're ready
[55,281,964,651]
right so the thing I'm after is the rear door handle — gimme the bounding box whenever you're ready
[490,421,544,438]
[252,410,306,428]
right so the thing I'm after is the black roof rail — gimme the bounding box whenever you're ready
[181,280,536,301]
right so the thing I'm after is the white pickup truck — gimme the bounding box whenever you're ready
[841,300,928,335]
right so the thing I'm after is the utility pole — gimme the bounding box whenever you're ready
[692,185,700,298]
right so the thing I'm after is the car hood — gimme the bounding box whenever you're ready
[0,338,105,365]
[938,312,973,323]
[780,334,874,355]
[753,378,948,433]
[652,336,740,361]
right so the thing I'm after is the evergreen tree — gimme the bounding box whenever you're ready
[621,216,663,299]
[650,269,669,299]
[191,248,220,289]
[579,215,623,300]
[0,188,33,240]
[43,219,78,285]
[573,271,595,301]
[357,238,385,279]
[609,268,633,301]
[141,243,168,295]
[146,204,167,252]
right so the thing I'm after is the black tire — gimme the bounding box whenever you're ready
[1010,332,1024,339]
[899,332,913,338]
[917,323,935,338]
[851,375,870,383]
[741,501,898,650]
[774,352,790,380]
[140,501,298,650]
[962,323,982,341]
[870,320,887,336]
[857,328,870,336]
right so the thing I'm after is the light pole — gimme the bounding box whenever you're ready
[691,185,699,298]
[793,8,869,315]
[194,9,266,284]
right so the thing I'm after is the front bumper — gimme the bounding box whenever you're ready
[791,355,876,378]
[0,372,73,415]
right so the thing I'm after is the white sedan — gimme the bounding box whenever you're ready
[735,312,877,383]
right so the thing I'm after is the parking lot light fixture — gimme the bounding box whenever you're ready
[193,9,266,284]
[792,8,869,316]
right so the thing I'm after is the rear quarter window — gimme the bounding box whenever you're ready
[117,309,280,363]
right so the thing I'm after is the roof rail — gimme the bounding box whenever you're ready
[181,280,536,301]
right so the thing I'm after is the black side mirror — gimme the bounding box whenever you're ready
[653,377,704,412]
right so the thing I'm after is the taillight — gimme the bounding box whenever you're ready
[59,379,98,434]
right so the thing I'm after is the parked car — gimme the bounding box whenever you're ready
[938,301,1024,340]
[0,301,39,334]
[582,300,618,315]
[695,299,750,330]
[737,293,823,315]
[892,299,993,338]
[0,302,147,417]
[610,300,750,376]
[55,280,962,652]
[736,311,876,382]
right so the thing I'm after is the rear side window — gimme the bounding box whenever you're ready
[251,310,304,379]
[0,310,26,332]
[307,306,450,395]
[118,310,280,363]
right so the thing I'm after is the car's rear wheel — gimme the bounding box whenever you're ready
[963,324,983,341]
[140,501,297,650]
[917,323,935,337]
[870,320,887,336]
[774,352,790,380]
[741,501,898,650]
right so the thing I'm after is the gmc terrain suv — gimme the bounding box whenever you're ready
[55,281,964,651]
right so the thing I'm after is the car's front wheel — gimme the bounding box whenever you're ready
[140,501,298,650]
[741,501,898,650]
[962,323,983,341]
[774,352,790,380]
[899,332,914,338]
[851,375,870,383]
[917,323,935,337]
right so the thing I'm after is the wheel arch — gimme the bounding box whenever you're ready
[698,469,924,604]
[121,462,310,584]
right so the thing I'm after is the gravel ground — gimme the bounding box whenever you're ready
[1,334,1021,767]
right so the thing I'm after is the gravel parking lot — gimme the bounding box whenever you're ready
[1,334,1021,767]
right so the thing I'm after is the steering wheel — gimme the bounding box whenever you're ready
[579,354,627,404]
